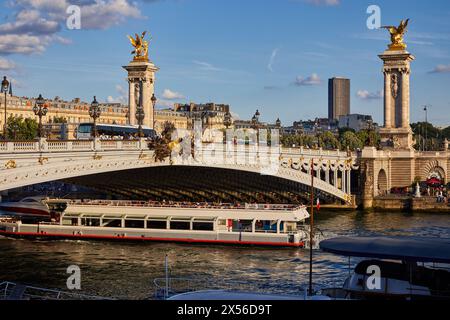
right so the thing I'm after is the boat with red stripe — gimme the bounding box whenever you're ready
[0,200,310,247]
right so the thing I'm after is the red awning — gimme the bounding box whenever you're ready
[426,177,442,185]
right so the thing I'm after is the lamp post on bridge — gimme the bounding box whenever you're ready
[151,93,157,132]
[33,94,48,139]
[1,76,11,140]
[423,105,430,151]
[89,96,101,139]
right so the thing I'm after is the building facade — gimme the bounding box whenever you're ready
[338,114,377,132]
[328,77,350,121]
[0,94,191,138]
[174,102,230,130]
[0,95,129,139]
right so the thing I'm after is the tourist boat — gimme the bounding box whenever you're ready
[0,200,310,247]
[0,197,50,219]
[317,236,450,300]
[165,236,450,300]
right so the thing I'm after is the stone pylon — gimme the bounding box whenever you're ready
[378,49,415,150]
[123,60,159,128]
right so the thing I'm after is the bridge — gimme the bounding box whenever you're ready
[0,138,358,204]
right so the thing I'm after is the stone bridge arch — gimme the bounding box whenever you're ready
[0,148,355,202]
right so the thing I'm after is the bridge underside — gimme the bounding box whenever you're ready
[63,166,340,204]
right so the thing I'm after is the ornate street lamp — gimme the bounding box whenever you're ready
[1,76,11,139]
[151,93,157,130]
[223,111,232,129]
[33,94,48,139]
[251,109,260,130]
[89,96,101,138]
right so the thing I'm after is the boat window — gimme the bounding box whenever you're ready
[218,220,226,226]
[254,220,277,233]
[103,219,122,228]
[233,220,253,233]
[284,222,298,232]
[81,218,100,227]
[170,221,190,230]
[22,198,38,203]
[193,222,214,231]
[147,220,167,229]
[125,220,144,229]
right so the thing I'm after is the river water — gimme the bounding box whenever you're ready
[0,210,449,299]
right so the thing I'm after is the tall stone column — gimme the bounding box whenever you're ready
[341,169,346,193]
[123,60,159,129]
[333,170,338,188]
[401,70,410,128]
[384,71,392,128]
[128,79,136,125]
[378,50,415,150]
[346,169,351,194]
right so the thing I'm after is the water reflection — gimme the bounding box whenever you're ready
[0,211,449,299]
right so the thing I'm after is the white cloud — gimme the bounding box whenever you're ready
[294,73,321,86]
[0,57,16,70]
[157,99,174,108]
[162,89,185,100]
[77,0,143,29]
[356,90,383,100]
[429,64,450,74]
[107,84,127,103]
[193,60,221,72]
[0,0,143,55]
[267,48,279,72]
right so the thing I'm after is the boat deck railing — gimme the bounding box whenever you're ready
[152,277,318,300]
[61,200,304,211]
[0,281,113,300]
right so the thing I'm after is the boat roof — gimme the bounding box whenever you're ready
[319,236,450,263]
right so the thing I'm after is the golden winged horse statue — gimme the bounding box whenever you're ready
[381,19,410,50]
[127,31,150,61]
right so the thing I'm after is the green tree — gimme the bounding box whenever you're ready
[281,133,315,148]
[442,126,450,140]
[317,131,340,150]
[411,122,444,151]
[6,115,38,140]
[356,129,380,148]
[340,131,363,151]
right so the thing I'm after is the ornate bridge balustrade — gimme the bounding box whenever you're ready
[0,139,358,203]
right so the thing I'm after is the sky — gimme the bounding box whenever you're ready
[1,0,450,126]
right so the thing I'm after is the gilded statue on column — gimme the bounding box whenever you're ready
[381,19,409,51]
[127,31,150,61]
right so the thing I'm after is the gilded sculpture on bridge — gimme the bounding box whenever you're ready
[381,19,409,51]
[127,31,150,61]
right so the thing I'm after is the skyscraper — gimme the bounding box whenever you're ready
[328,77,350,120]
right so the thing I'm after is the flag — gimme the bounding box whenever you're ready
[316,198,320,211]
